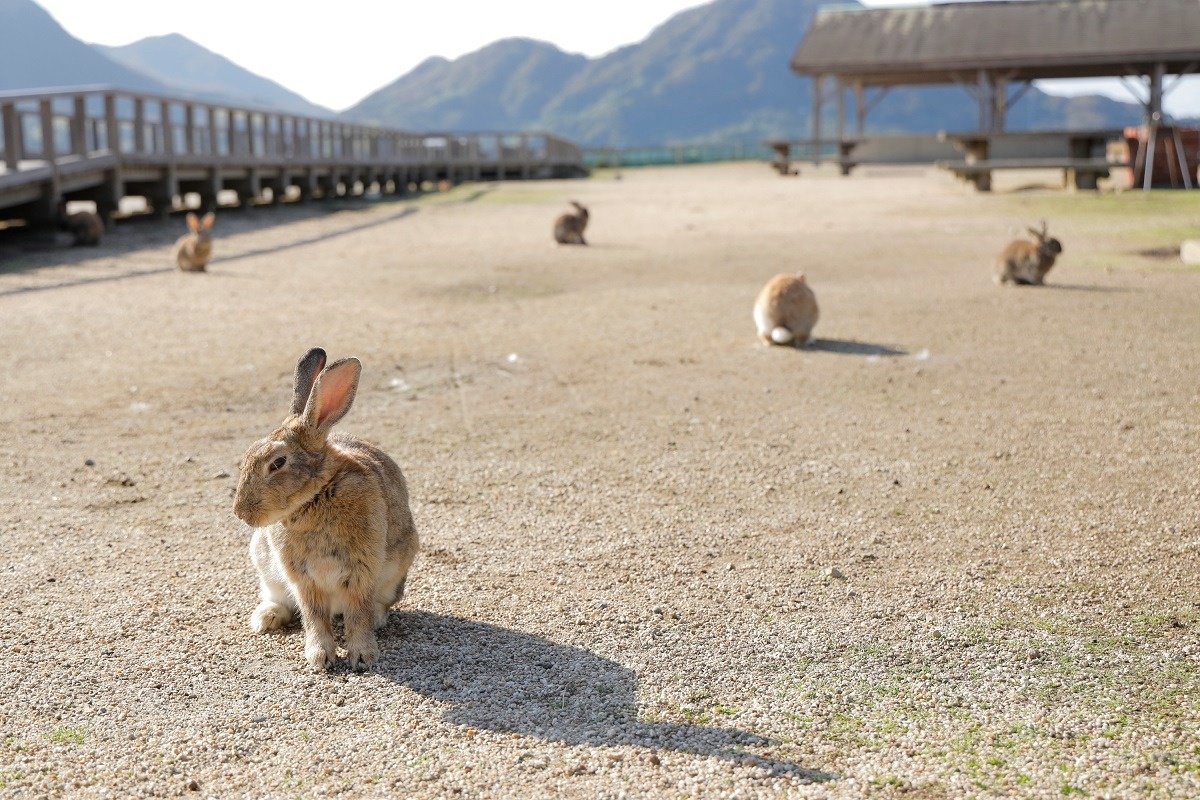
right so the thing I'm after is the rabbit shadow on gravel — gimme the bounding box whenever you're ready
[800,338,907,357]
[372,610,836,782]
[1038,283,1134,294]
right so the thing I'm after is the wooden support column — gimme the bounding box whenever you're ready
[1142,63,1164,191]
[854,80,865,135]
[835,78,846,145]
[811,74,825,166]
[977,70,993,131]
[990,74,1007,132]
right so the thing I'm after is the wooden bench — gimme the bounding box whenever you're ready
[936,129,1128,191]
[765,139,862,176]
[937,157,1132,191]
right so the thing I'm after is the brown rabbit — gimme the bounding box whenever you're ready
[233,348,419,671]
[553,201,589,245]
[174,212,215,272]
[995,221,1062,286]
[57,199,103,246]
[754,272,819,347]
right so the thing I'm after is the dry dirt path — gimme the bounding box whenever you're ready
[1,163,1198,798]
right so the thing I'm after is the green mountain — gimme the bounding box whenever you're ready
[95,34,333,117]
[343,0,1142,146]
[0,0,167,93]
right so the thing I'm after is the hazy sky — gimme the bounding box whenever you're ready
[34,0,1198,114]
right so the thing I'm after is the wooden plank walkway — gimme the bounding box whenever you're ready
[0,85,586,223]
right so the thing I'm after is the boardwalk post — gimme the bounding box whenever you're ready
[2,100,20,171]
[154,99,177,217]
[97,92,122,223]
[70,95,87,156]
[133,97,146,154]
[37,98,58,219]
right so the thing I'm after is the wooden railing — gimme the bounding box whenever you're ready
[0,85,585,220]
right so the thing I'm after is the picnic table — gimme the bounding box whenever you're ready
[764,138,863,176]
[936,128,1130,191]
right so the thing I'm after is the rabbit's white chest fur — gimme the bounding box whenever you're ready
[253,525,355,617]
[304,554,350,595]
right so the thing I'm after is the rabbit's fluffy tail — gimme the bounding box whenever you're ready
[770,326,794,344]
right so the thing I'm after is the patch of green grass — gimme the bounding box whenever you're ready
[1131,609,1196,633]
[47,726,85,745]
[1060,781,1086,795]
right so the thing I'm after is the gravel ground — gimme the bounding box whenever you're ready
[1,163,1198,799]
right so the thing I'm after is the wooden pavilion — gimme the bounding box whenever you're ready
[788,0,1200,189]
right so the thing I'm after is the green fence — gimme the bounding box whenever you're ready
[583,143,778,168]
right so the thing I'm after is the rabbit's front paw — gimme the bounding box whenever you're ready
[304,640,336,671]
[249,602,292,633]
[346,635,380,672]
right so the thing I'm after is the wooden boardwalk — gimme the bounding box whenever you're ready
[0,86,586,223]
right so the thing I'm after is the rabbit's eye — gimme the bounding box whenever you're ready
[268,455,287,473]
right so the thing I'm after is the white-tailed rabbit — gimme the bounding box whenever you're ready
[57,199,103,246]
[174,212,215,272]
[995,221,1062,286]
[233,347,419,671]
[553,201,588,245]
[754,272,819,346]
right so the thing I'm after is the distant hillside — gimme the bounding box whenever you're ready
[0,0,167,93]
[536,0,823,145]
[350,38,590,131]
[344,0,1142,146]
[96,34,333,117]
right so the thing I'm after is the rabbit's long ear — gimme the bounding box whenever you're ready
[291,348,328,416]
[187,212,200,232]
[200,212,215,231]
[302,357,361,435]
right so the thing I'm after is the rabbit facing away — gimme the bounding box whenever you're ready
[233,348,419,671]
[553,201,589,245]
[995,221,1062,286]
[754,272,819,347]
[174,212,215,272]
[57,200,103,246]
